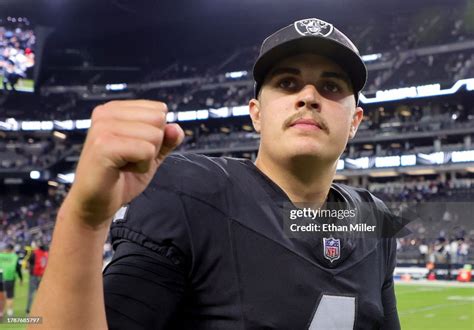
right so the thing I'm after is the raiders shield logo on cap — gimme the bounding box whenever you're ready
[294,18,333,37]
[323,237,341,263]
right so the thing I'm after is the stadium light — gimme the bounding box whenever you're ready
[58,173,75,183]
[75,119,91,129]
[48,181,59,187]
[4,78,474,132]
[375,156,400,168]
[404,169,437,175]
[337,159,344,170]
[345,157,370,169]
[105,83,127,91]
[166,112,176,123]
[177,111,198,121]
[30,171,40,180]
[452,150,474,163]
[22,121,42,131]
[53,131,67,140]
[418,152,445,165]
[225,71,248,79]
[54,120,75,130]
[209,108,231,118]
[368,171,399,177]
[232,106,249,116]
[41,121,54,130]
[359,78,474,104]
[401,155,417,166]
[361,53,382,62]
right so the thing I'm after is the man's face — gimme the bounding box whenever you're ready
[249,53,364,165]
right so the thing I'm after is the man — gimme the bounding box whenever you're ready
[26,242,48,315]
[31,18,400,329]
[0,244,22,317]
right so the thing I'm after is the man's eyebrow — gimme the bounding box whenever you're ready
[267,67,301,79]
[266,67,353,88]
[321,71,352,88]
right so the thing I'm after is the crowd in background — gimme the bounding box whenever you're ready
[0,8,472,291]
[0,134,76,171]
[0,177,472,266]
[15,5,472,121]
[0,21,36,91]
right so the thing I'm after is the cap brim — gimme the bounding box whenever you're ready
[253,36,367,95]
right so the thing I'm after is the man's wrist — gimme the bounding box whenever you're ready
[57,195,112,233]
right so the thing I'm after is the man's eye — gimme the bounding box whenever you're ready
[277,78,298,90]
[322,81,342,93]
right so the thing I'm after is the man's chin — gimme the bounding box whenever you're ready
[289,141,325,157]
[285,144,340,164]
[287,150,328,163]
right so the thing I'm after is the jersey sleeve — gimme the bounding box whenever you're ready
[381,237,400,330]
[105,159,194,329]
[363,190,401,329]
[108,178,192,270]
[103,240,186,329]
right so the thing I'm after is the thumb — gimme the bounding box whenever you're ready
[157,123,185,161]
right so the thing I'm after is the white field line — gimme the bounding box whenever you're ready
[395,287,445,294]
[447,296,474,301]
[398,301,473,316]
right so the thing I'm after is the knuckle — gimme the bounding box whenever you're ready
[93,131,114,150]
[143,142,156,159]
[91,104,107,122]
[147,111,166,128]
[157,110,167,124]
[151,128,164,146]
[156,101,168,112]
[105,100,121,107]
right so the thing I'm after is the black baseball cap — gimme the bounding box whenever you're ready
[253,18,367,104]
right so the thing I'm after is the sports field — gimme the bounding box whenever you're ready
[0,77,34,92]
[0,275,472,329]
[396,281,474,330]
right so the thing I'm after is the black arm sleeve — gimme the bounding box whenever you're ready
[381,238,400,330]
[381,277,400,330]
[103,240,187,330]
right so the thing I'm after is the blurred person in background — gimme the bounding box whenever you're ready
[26,241,48,315]
[0,244,22,317]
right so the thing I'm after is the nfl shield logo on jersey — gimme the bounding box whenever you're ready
[323,237,340,263]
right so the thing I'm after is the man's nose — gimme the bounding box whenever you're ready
[296,84,321,111]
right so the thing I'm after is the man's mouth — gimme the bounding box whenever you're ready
[290,118,323,131]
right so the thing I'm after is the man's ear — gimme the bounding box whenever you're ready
[249,98,261,133]
[349,106,364,139]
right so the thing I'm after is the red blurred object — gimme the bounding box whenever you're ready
[457,269,471,282]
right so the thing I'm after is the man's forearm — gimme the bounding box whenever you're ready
[27,100,183,329]
[29,201,110,330]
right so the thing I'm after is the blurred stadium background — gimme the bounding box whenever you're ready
[0,0,473,328]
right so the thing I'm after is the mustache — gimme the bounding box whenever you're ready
[283,112,330,134]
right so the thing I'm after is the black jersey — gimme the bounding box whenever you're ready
[104,154,400,329]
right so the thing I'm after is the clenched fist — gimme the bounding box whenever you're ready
[64,100,184,229]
